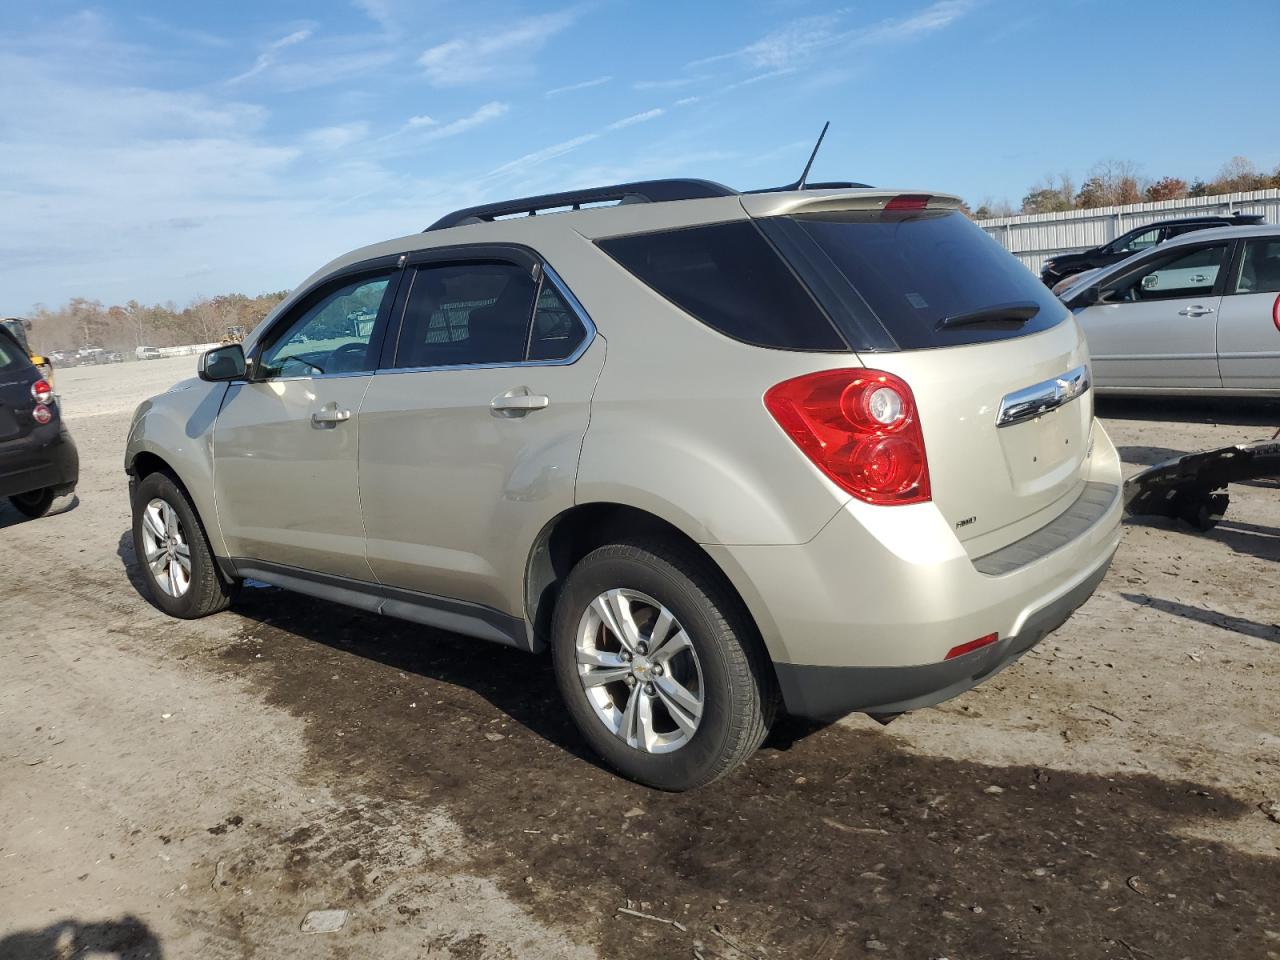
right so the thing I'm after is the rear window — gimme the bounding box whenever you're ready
[0,332,31,374]
[759,209,1067,350]
[597,221,847,351]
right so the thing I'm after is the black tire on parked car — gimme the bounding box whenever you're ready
[550,537,777,791]
[8,488,56,518]
[131,471,237,619]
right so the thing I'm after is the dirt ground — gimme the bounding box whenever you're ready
[1,356,1277,960]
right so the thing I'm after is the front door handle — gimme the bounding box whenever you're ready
[312,405,351,425]
[491,387,550,418]
[1178,305,1215,317]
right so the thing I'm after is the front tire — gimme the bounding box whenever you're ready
[131,471,235,619]
[551,538,776,790]
[9,488,55,518]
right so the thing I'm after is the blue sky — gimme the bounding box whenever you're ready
[2,0,1277,313]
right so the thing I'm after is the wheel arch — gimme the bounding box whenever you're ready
[126,446,230,568]
[523,502,780,675]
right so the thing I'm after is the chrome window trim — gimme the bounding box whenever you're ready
[375,261,598,376]
[996,364,1091,428]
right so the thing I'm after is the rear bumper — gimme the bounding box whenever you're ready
[772,549,1112,719]
[0,424,79,499]
[704,420,1123,720]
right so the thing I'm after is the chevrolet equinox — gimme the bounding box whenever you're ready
[126,179,1122,790]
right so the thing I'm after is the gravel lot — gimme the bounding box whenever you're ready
[2,356,1277,960]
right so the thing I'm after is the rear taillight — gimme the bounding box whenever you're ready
[31,379,53,404]
[32,404,53,425]
[764,368,931,505]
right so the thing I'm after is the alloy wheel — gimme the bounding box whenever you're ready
[140,498,192,598]
[575,588,705,754]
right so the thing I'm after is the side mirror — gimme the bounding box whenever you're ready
[198,344,247,382]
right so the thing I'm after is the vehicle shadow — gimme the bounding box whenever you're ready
[0,915,162,959]
[1121,592,1279,644]
[115,526,821,765]
[116,529,150,601]
[214,579,615,772]
[1096,395,1280,427]
[0,493,79,530]
[1124,513,1280,563]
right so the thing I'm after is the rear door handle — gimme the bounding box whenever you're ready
[1178,305,1215,317]
[491,387,549,417]
[312,406,351,425]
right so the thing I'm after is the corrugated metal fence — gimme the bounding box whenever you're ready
[977,189,1280,274]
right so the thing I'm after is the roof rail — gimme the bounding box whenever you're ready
[425,178,738,232]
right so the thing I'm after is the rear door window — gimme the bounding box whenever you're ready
[597,221,848,351]
[759,210,1066,350]
[392,263,537,368]
[1232,237,1280,294]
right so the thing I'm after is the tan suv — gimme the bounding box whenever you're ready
[126,179,1122,790]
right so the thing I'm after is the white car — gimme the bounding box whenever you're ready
[1063,224,1280,395]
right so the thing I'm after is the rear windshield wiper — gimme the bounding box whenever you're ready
[937,301,1040,330]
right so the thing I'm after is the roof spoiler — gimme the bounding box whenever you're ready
[740,190,964,219]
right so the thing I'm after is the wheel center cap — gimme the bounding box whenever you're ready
[631,654,652,678]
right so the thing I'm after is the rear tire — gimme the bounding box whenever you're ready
[551,537,776,791]
[8,488,55,518]
[131,471,236,619]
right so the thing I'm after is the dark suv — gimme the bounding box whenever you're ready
[1040,214,1265,287]
[0,326,78,518]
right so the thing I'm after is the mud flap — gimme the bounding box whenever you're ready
[1124,439,1280,531]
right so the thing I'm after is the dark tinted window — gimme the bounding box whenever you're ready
[394,263,537,368]
[597,221,846,351]
[761,210,1066,350]
[1110,226,1161,254]
[528,281,588,361]
[0,331,30,374]
[259,273,393,378]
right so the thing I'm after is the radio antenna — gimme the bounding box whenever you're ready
[793,121,830,190]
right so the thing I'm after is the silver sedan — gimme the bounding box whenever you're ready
[1062,223,1280,395]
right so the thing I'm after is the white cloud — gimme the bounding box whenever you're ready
[304,123,370,150]
[486,107,670,181]
[607,108,664,131]
[352,0,397,31]
[138,15,231,48]
[632,75,708,91]
[691,0,974,72]
[265,49,397,91]
[546,75,613,97]
[418,9,580,86]
[407,115,437,127]
[856,0,974,45]
[735,14,843,69]
[227,27,313,85]
[488,133,601,178]
[418,102,509,140]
